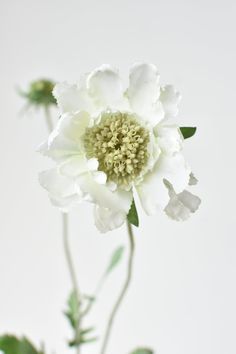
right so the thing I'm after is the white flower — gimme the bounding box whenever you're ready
[39,63,200,233]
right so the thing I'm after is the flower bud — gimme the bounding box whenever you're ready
[20,79,56,106]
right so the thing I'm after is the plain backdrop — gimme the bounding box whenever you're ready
[0,0,236,353]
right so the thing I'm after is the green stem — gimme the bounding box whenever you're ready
[62,214,81,354]
[44,105,53,133]
[43,108,81,354]
[100,221,135,354]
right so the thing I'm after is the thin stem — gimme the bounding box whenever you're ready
[100,221,135,354]
[62,213,81,354]
[43,108,81,354]
[44,105,53,133]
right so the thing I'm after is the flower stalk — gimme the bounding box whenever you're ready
[100,221,135,354]
[44,105,53,133]
[62,214,81,354]
[44,107,81,354]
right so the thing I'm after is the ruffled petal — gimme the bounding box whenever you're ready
[155,124,183,155]
[137,153,190,215]
[59,156,92,177]
[160,85,181,119]
[53,82,95,114]
[136,167,169,215]
[38,168,84,212]
[39,168,76,197]
[87,64,127,110]
[39,111,90,162]
[164,182,201,221]
[76,172,132,212]
[127,63,164,125]
[94,205,126,233]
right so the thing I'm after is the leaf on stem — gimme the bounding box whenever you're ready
[180,127,197,139]
[64,290,80,330]
[68,327,98,347]
[127,199,139,227]
[130,348,154,354]
[105,245,125,275]
[0,335,43,354]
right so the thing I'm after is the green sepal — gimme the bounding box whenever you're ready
[127,199,139,227]
[180,127,197,139]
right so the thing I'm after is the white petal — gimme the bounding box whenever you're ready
[59,156,89,177]
[92,171,107,185]
[160,85,181,119]
[94,205,126,233]
[127,63,164,125]
[50,194,82,212]
[137,153,190,215]
[136,167,169,215]
[189,172,198,186]
[76,173,132,212]
[164,183,201,221]
[159,153,191,193]
[40,112,90,162]
[53,82,94,114]
[87,158,99,171]
[39,168,82,200]
[155,124,183,155]
[87,65,127,110]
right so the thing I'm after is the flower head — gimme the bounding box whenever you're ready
[20,79,56,107]
[39,63,200,232]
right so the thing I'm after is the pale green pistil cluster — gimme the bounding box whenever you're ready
[84,112,150,187]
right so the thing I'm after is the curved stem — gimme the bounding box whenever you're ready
[100,221,135,354]
[62,213,81,354]
[44,105,53,133]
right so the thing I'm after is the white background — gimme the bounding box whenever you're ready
[0,0,236,353]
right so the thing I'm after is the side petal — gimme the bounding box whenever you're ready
[160,85,181,120]
[39,168,77,197]
[53,82,95,114]
[137,153,190,215]
[127,63,164,125]
[38,168,84,212]
[87,64,127,110]
[39,111,90,162]
[155,124,184,155]
[94,205,127,233]
[164,183,201,221]
[76,173,132,213]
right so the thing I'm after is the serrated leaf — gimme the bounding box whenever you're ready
[127,199,139,227]
[180,127,197,139]
[130,348,154,354]
[0,335,42,354]
[105,246,125,275]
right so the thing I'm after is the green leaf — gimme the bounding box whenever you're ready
[127,199,139,227]
[68,327,98,347]
[105,246,125,275]
[180,127,197,139]
[130,348,154,354]
[0,335,42,354]
[64,291,80,330]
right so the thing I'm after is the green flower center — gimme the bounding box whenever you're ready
[84,112,150,187]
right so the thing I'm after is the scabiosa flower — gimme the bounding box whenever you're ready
[39,63,200,232]
[19,79,56,107]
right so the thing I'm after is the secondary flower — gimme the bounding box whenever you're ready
[19,79,56,107]
[39,63,200,232]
